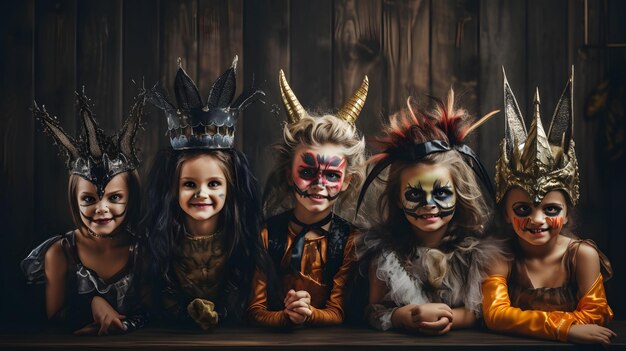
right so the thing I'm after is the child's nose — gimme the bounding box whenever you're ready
[529,209,545,225]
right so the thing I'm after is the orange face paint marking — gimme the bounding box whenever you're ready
[512,216,530,233]
[545,216,564,235]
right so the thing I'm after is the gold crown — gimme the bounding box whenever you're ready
[278,69,368,125]
[495,67,579,205]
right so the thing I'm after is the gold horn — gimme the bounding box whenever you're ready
[337,76,369,125]
[279,69,306,124]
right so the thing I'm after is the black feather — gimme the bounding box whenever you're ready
[207,66,236,108]
[148,84,177,112]
[174,67,203,111]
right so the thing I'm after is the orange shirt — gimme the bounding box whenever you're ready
[248,225,357,326]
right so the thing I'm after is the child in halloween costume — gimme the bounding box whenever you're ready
[21,89,147,335]
[142,57,267,330]
[247,70,367,327]
[482,68,615,346]
[357,92,503,335]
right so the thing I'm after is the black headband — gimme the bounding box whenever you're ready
[355,140,494,216]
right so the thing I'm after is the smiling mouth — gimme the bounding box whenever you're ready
[525,228,549,235]
[191,203,213,208]
[404,210,442,221]
[93,218,112,225]
[418,213,439,219]
[292,185,339,201]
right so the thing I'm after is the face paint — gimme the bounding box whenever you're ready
[290,145,349,217]
[399,163,456,238]
[402,173,456,220]
[292,151,347,201]
[512,216,530,234]
[505,188,568,246]
[178,155,227,228]
[76,173,129,236]
[545,216,564,235]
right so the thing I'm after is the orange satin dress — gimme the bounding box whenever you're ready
[482,239,613,342]
[248,224,358,327]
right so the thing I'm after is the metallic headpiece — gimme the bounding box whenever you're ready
[278,69,368,125]
[149,56,264,150]
[34,87,147,198]
[495,67,579,205]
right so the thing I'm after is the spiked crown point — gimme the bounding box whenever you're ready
[35,87,147,197]
[150,55,265,150]
[495,67,579,205]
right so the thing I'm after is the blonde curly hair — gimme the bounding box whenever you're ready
[263,114,366,220]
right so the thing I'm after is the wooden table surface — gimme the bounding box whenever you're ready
[1,321,625,350]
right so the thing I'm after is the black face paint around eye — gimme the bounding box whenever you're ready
[402,178,456,220]
[404,182,427,207]
[292,151,346,200]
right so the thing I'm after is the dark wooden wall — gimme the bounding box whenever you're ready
[1,0,625,326]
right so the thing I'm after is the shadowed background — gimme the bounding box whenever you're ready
[1,0,625,328]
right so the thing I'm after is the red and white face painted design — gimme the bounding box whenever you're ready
[290,144,349,215]
[505,188,568,247]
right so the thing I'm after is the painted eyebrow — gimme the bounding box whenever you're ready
[512,201,531,207]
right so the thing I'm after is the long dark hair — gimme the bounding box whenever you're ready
[140,147,267,322]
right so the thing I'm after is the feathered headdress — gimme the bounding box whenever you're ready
[34,87,147,198]
[149,56,265,150]
[495,67,579,205]
[356,90,499,213]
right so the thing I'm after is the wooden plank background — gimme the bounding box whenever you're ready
[1,0,625,326]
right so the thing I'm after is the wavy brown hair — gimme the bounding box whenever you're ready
[366,92,493,256]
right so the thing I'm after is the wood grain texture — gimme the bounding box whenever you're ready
[160,0,198,100]
[2,322,626,350]
[122,0,165,179]
[382,0,430,115]
[431,0,480,156]
[334,0,383,139]
[567,0,607,245]
[431,0,479,103]
[32,0,77,240]
[198,0,244,149]
[526,0,569,117]
[76,0,123,131]
[1,0,626,326]
[242,0,289,186]
[478,0,527,178]
[0,0,34,327]
[569,0,625,316]
[290,0,333,113]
